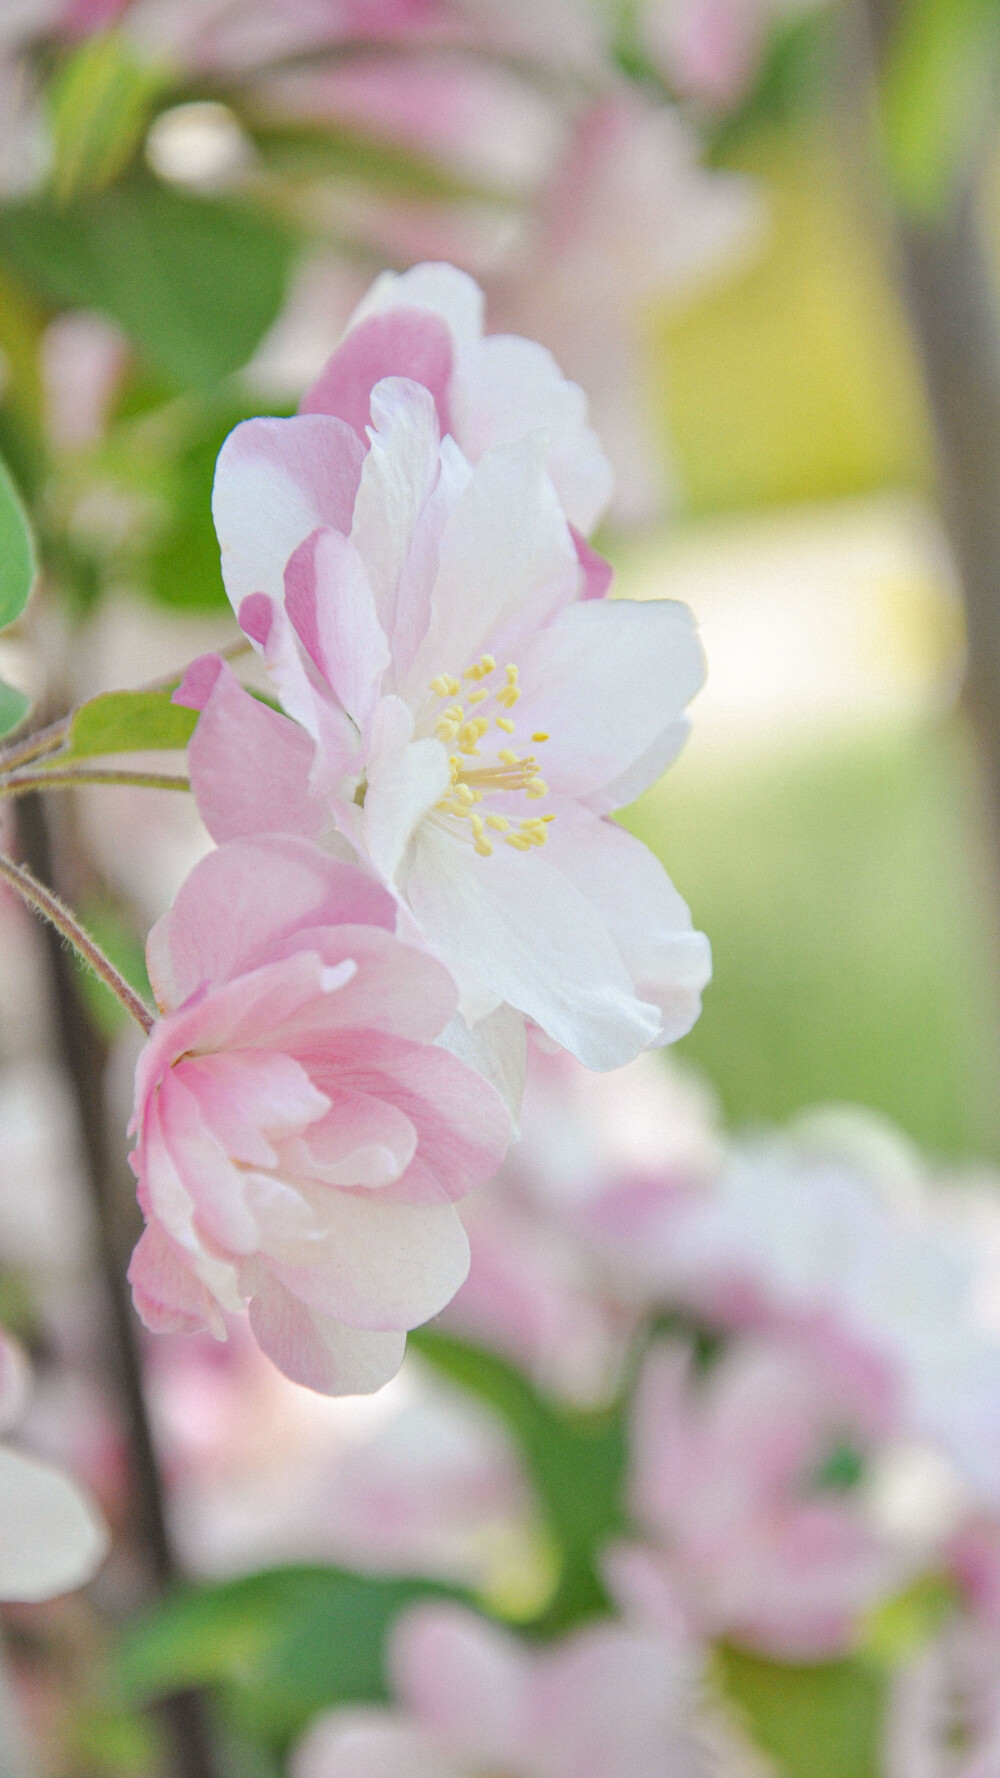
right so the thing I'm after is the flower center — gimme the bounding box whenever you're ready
[428,655,553,858]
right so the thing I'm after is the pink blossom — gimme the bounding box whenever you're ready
[443,1047,720,1403]
[182,283,709,1074]
[292,1601,708,1778]
[614,1335,908,1659]
[640,0,818,107]
[127,833,510,1396]
[488,93,759,524]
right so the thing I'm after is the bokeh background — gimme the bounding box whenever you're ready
[1,2,1000,1775]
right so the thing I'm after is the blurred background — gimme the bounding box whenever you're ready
[1,1,1000,1775]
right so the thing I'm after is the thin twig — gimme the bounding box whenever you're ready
[0,850,154,1034]
[0,768,191,798]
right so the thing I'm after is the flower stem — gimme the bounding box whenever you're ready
[0,849,154,1034]
[0,767,191,798]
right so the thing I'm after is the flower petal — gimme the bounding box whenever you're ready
[284,527,390,733]
[293,1712,459,1778]
[0,1447,108,1602]
[401,434,578,705]
[513,597,705,800]
[391,1603,528,1768]
[180,658,329,846]
[405,824,661,1070]
[347,262,484,348]
[300,308,455,441]
[212,414,363,613]
[247,1275,406,1395]
[361,697,451,883]
[252,1187,470,1330]
[147,836,395,1010]
[350,379,442,648]
[128,1220,222,1337]
[542,817,711,1045]
[453,332,614,533]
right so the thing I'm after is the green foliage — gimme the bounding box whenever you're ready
[411,1329,628,1630]
[117,1567,460,1748]
[624,722,1000,1159]
[0,179,297,389]
[879,0,1000,219]
[0,449,36,735]
[718,1646,886,1778]
[58,687,197,759]
[860,1572,958,1667]
[72,899,152,1038]
[48,30,167,202]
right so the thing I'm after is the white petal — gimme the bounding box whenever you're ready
[351,379,442,645]
[436,1004,527,1127]
[293,1712,460,1778]
[405,824,661,1070]
[362,698,451,882]
[544,818,711,1045]
[402,435,578,705]
[453,332,614,533]
[514,598,705,801]
[0,1446,108,1601]
[346,262,485,348]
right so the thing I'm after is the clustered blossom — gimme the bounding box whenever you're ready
[126,262,709,1392]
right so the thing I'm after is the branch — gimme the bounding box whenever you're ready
[0,850,154,1034]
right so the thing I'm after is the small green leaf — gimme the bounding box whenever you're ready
[116,1567,460,1747]
[718,1646,886,1778]
[860,1571,958,1667]
[0,454,35,630]
[49,31,166,202]
[0,179,297,389]
[0,680,31,739]
[411,1329,627,1630]
[879,0,1000,218]
[59,687,196,759]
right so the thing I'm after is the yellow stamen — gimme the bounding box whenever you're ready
[486,815,509,832]
[467,688,489,705]
[496,717,515,734]
[531,732,549,743]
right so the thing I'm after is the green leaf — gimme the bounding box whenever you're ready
[879,0,1000,218]
[117,1567,459,1747]
[0,452,36,630]
[49,30,166,202]
[0,179,297,389]
[59,687,196,759]
[718,1647,886,1778]
[0,680,31,739]
[410,1329,627,1630]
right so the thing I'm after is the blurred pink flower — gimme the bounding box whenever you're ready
[127,833,510,1395]
[444,1047,721,1403]
[181,313,708,1073]
[613,1335,908,1659]
[293,1600,708,1778]
[887,1520,1000,1778]
[640,0,818,106]
[489,92,760,525]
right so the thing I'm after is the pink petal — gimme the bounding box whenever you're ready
[300,309,454,441]
[212,414,364,614]
[147,836,395,1011]
[263,924,459,1043]
[128,1222,219,1337]
[571,525,613,599]
[293,1713,458,1778]
[391,1603,528,1767]
[287,1089,418,1189]
[248,1275,406,1395]
[284,527,390,732]
[181,658,329,846]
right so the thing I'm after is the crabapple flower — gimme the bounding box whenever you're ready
[0,1329,108,1601]
[612,1335,910,1659]
[185,308,710,1073]
[292,1600,710,1778]
[127,834,511,1395]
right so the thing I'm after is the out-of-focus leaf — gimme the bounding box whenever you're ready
[248,116,511,203]
[0,682,31,739]
[0,180,297,389]
[57,687,196,758]
[411,1329,627,1630]
[879,0,1000,218]
[49,30,166,202]
[145,398,279,609]
[0,453,36,630]
[860,1572,958,1667]
[718,1646,886,1778]
[117,1567,459,1746]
